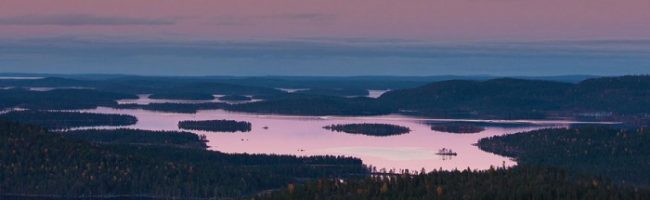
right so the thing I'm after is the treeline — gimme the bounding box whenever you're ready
[259,166,650,200]
[178,119,252,132]
[4,75,650,122]
[0,88,137,110]
[478,127,650,186]
[227,94,393,116]
[219,76,650,121]
[0,77,284,97]
[324,123,411,136]
[149,92,215,100]
[430,123,485,134]
[0,120,367,199]
[112,102,226,113]
[379,78,572,119]
[94,79,283,97]
[380,76,650,120]
[0,110,137,129]
[112,95,392,116]
[57,129,208,149]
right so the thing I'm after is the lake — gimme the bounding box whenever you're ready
[72,106,608,172]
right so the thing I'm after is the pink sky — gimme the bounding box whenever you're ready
[1,0,649,41]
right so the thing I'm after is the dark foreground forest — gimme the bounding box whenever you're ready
[478,127,650,186]
[4,119,650,199]
[259,166,650,200]
[0,120,367,199]
[57,129,209,149]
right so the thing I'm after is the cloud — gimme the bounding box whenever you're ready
[214,13,335,26]
[266,13,335,22]
[0,14,175,26]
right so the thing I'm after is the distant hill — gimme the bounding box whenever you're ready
[380,78,572,119]
[0,77,92,87]
[2,74,649,122]
[380,75,650,120]
[0,73,598,89]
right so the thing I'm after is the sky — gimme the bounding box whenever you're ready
[0,0,649,76]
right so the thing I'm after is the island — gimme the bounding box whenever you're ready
[178,119,252,132]
[323,123,411,136]
[431,123,485,134]
[0,110,137,129]
[436,148,458,156]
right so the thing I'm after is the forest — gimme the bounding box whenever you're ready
[227,94,393,116]
[57,129,209,149]
[258,166,650,200]
[2,75,650,126]
[0,120,368,199]
[478,127,650,186]
[0,77,282,99]
[178,119,252,132]
[3,75,650,199]
[0,110,137,129]
[324,123,411,136]
[149,92,215,100]
[430,123,486,134]
[379,76,650,122]
[112,102,226,113]
[0,87,137,110]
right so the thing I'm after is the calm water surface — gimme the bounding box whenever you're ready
[74,106,592,172]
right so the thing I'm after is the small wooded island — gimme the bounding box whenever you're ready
[178,119,252,132]
[323,123,411,136]
[431,123,486,134]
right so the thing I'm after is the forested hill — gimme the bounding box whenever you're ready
[0,77,284,97]
[2,75,650,122]
[379,75,650,120]
[379,78,571,118]
[0,88,137,110]
[478,127,650,186]
[569,76,650,114]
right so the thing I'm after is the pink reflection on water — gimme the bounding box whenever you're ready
[77,107,569,172]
